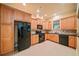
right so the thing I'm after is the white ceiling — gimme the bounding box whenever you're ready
[4,3,77,20]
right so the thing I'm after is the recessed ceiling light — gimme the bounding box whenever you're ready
[36,14,40,18]
[44,14,47,16]
[36,9,40,13]
[41,16,43,19]
[22,3,26,6]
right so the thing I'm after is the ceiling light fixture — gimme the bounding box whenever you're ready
[36,14,40,18]
[22,3,26,6]
[41,16,44,19]
[44,14,47,17]
[36,9,40,13]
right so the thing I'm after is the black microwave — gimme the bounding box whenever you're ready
[37,25,42,30]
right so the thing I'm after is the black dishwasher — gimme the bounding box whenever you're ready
[59,35,68,46]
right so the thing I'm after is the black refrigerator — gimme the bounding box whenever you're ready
[16,21,31,51]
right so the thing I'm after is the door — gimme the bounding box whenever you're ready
[16,22,31,51]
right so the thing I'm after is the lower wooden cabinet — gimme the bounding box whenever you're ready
[45,33,48,40]
[1,24,14,54]
[46,34,59,43]
[68,36,76,48]
[31,34,39,45]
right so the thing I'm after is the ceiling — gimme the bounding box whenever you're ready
[4,3,77,20]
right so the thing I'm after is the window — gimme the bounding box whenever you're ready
[53,20,60,30]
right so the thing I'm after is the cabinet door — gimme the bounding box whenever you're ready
[1,24,14,54]
[45,34,48,40]
[69,36,76,48]
[43,21,52,30]
[61,16,76,30]
[31,20,37,30]
[1,5,14,24]
[14,10,23,21]
[47,34,59,43]
[48,21,52,30]
[43,21,48,30]
[23,13,30,22]
[31,35,39,45]
[43,21,46,30]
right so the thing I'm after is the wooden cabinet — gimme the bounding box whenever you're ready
[48,21,52,30]
[61,16,77,30]
[31,35,39,45]
[0,5,14,54]
[43,21,51,30]
[14,10,23,21]
[45,33,48,40]
[31,19,37,30]
[69,36,76,48]
[46,34,59,43]
[1,24,14,54]
[23,13,30,22]
[14,10,31,22]
[1,5,14,24]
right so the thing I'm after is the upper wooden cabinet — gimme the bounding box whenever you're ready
[48,21,52,30]
[14,10,31,22]
[23,13,31,22]
[14,10,23,21]
[43,20,52,30]
[31,19,37,30]
[61,16,77,30]
[1,5,14,24]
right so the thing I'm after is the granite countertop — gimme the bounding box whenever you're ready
[31,30,77,36]
[49,33,77,36]
[47,32,77,36]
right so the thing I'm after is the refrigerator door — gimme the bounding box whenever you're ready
[17,22,31,51]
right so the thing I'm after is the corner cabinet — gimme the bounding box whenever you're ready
[61,16,77,30]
